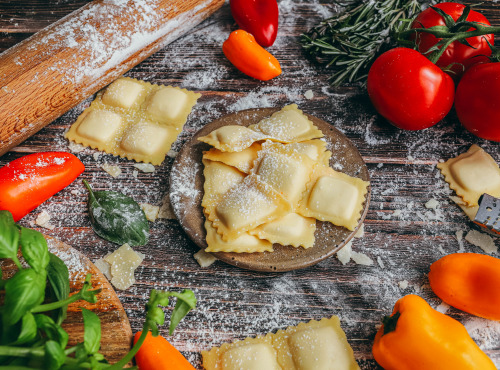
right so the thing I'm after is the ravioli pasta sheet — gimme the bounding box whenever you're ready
[202,316,359,370]
[261,140,331,166]
[66,77,200,165]
[437,144,500,206]
[203,143,262,174]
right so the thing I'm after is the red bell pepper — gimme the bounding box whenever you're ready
[0,152,85,221]
[230,0,279,47]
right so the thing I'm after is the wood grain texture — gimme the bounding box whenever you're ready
[0,0,225,156]
[1,1,500,369]
[0,236,132,365]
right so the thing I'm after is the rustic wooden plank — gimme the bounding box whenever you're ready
[1,0,500,368]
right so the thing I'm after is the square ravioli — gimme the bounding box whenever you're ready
[262,140,331,166]
[75,109,123,145]
[298,164,369,231]
[66,77,200,164]
[252,149,315,207]
[198,125,268,152]
[119,121,178,163]
[203,143,262,174]
[208,174,292,241]
[438,144,500,206]
[144,86,198,125]
[204,219,273,253]
[202,317,359,370]
[249,104,323,143]
[249,212,316,249]
[101,77,144,109]
[201,159,246,216]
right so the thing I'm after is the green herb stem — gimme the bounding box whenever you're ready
[0,345,44,358]
[107,326,149,370]
[31,288,101,313]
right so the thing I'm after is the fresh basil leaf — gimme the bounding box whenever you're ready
[19,227,50,273]
[168,290,197,335]
[0,210,20,260]
[44,340,66,370]
[82,308,101,354]
[46,253,70,325]
[3,268,46,324]
[83,180,149,246]
[35,314,69,349]
[12,313,38,345]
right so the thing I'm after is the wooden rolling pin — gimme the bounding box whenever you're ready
[0,0,225,156]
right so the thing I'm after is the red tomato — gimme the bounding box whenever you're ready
[0,152,85,221]
[455,62,500,141]
[411,2,493,78]
[367,47,455,131]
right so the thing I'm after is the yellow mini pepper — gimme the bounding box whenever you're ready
[222,29,281,81]
[372,294,495,370]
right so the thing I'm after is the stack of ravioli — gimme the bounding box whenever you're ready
[199,104,369,254]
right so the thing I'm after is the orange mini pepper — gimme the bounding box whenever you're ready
[372,294,495,370]
[222,29,281,81]
[133,331,195,370]
[429,253,500,320]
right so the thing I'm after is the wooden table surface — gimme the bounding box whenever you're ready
[1,1,500,368]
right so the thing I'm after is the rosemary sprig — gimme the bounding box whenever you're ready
[301,0,430,86]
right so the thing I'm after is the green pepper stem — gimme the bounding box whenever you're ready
[382,312,401,335]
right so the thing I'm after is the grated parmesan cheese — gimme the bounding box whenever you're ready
[103,243,144,290]
[140,203,160,222]
[194,249,217,267]
[35,210,55,230]
[465,230,498,255]
[133,163,156,173]
[101,163,122,178]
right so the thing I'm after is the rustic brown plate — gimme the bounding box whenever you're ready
[170,108,370,272]
[0,236,132,364]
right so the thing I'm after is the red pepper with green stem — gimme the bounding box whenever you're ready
[230,0,279,47]
[0,152,85,221]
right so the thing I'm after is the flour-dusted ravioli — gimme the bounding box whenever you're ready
[252,149,315,208]
[299,164,369,231]
[203,143,262,174]
[202,334,280,370]
[449,195,479,221]
[273,317,360,370]
[198,125,268,152]
[205,220,273,253]
[261,140,331,166]
[66,77,200,165]
[201,159,246,216]
[201,317,359,370]
[438,144,500,206]
[249,213,316,249]
[249,104,323,143]
[101,77,145,109]
[209,174,292,241]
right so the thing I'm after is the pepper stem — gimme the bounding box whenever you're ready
[382,312,401,335]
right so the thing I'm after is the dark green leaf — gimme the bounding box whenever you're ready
[46,253,70,325]
[0,210,20,260]
[44,340,66,370]
[12,313,38,345]
[430,6,456,28]
[35,314,69,349]
[456,5,471,23]
[3,269,46,324]
[19,227,50,273]
[168,290,197,335]
[82,308,101,354]
[83,180,149,246]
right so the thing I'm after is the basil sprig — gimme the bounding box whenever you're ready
[0,210,196,369]
[83,180,149,246]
